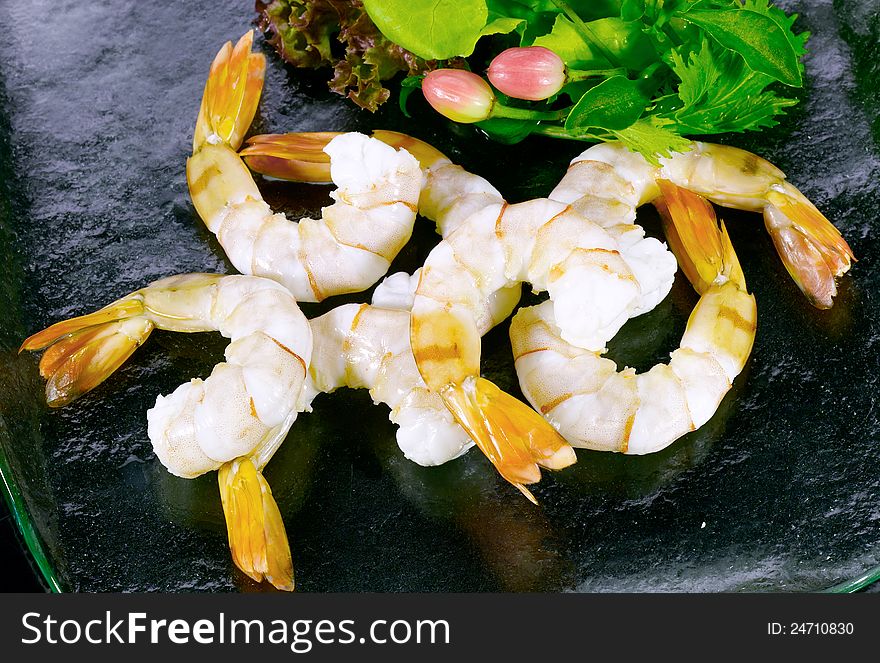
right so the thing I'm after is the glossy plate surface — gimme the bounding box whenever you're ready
[0,0,878,592]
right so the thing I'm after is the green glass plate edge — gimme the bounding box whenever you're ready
[825,565,880,594]
[2,435,877,594]
[0,445,62,593]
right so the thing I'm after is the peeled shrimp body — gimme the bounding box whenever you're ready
[141,276,311,477]
[243,130,676,325]
[406,202,614,498]
[407,137,846,485]
[242,130,849,489]
[244,129,677,348]
[21,273,312,590]
[242,129,506,240]
[307,304,470,466]
[501,140,851,454]
[186,32,423,302]
[511,184,757,454]
[242,131,679,499]
[551,141,854,309]
[302,276,522,467]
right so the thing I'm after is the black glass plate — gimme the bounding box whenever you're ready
[1,0,878,592]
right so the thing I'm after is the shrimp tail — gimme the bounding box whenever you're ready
[764,182,855,309]
[657,180,757,375]
[655,179,747,293]
[193,30,266,153]
[240,132,340,182]
[19,297,153,407]
[240,130,449,182]
[218,457,294,591]
[440,376,575,504]
[188,31,266,229]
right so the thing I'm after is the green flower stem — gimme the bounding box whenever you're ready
[645,24,676,57]
[638,62,665,79]
[567,67,628,82]
[636,61,667,96]
[531,125,613,142]
[531,125,573,139]
[549,0,623,67]
[490,104,569,121]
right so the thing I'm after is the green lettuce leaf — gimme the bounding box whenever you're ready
[362,0,522,60]
[679,7,803,86]
[565,75,647,132]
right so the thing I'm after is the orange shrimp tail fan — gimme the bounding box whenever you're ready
[441,376,576,504]
[240,130,450,182]
[193,30,266,153]
[654,179,748,293]
[20,297,154,407]
[218,457,294,591]
[240,132,340,182]
[764,182,854,309]
[656,175,853,309]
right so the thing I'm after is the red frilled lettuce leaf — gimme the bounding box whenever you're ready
[256,0,456,111]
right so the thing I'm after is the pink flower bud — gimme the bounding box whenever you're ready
[422,69,495,124]
[487,46,566,101]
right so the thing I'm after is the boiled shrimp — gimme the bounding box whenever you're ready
[550,141,854,309]
[303,277,520,467]
[243,131,853,310]
[186,32,423,302]
[20,273,312,590]
[241,129,506,239]
[511,183,757,454]
[241,131,679,500]
[241,129,677,336]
